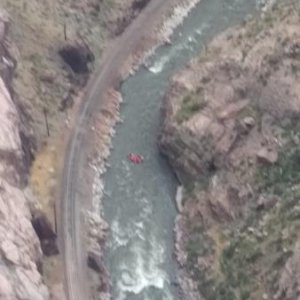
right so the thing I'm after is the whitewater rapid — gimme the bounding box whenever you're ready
[101,0,261,299]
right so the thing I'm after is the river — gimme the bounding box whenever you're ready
[101,0,260,299]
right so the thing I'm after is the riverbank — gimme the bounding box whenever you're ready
[159,1,300,299]
[82,1,206,298]
[59,0,205,299]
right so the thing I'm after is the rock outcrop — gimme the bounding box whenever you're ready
[0,10,49,300]
[0,172,49,300]
[159,1,300,299]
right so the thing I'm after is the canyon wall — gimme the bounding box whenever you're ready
[160,1,300,299]
[0,11,49,300]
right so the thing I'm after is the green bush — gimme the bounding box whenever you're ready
[176,92,207,123]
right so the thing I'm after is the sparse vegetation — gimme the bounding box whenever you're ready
[257,147,300,195]
[184,142,300,300]
[197,46,222,63]
[245,9,276,40]
[176,91,207,123]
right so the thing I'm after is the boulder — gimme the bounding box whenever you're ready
[1,240,20,264]
[256,194,279,210]
[256,147,278,164]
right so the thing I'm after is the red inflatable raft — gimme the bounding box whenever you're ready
[127,153,144,164]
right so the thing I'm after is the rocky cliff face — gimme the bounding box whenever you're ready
[0,11,49,300]
[160,2,300,299]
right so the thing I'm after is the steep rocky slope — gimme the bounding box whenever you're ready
[159,1,300,299]
[0,11,49,300]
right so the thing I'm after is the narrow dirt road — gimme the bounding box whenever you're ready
[60,1,174,299]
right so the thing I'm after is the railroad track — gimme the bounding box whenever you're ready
[60,1,173,299]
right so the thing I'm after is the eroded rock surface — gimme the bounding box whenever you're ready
[0,10,49,300]
[160,2,300,299]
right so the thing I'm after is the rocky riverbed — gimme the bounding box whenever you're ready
[159,1,300,299]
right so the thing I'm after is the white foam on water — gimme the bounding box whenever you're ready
[140,197,153,219]
[115,236,171,300]
[195,28,203,35]
[109,217,149,250]
[148,55,171,74]
[162,290,173,300]
[108,219,130,250]
[148,23,209,74]
[148,42,187,74]
[187,35,195,43]
[195,22,209,36]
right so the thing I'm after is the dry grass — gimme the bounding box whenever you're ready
[29,140,59,224]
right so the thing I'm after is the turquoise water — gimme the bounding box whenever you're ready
[101,0,259,299]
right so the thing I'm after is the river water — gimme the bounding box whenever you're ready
[101,0,260,299]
